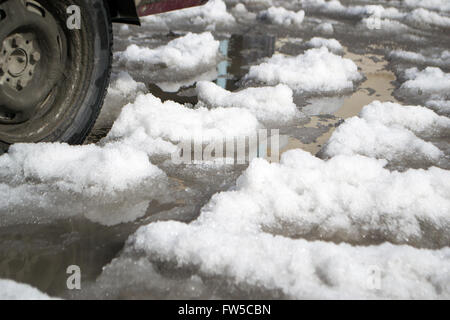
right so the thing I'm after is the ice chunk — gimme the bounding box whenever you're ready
[128,149,450,298]
[196,82,299,123]
[0,279,58,300]
[258,7,305,27]
[245,47,362,94]
[305,37,343,54]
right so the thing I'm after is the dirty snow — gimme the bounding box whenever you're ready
[389,50,450,68]
[245,47,361,94]
[403,0,450,12]
[303,0,450,29]
[427,100,450,115]
[401,67,450,97]
[0,279,57,300]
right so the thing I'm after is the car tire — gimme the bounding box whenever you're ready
[0,0,112,153]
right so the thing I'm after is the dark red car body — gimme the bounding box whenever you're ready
[109,0,209,25]
[136,0,209,16]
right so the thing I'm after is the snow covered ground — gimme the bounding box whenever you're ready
[0,0,449,299]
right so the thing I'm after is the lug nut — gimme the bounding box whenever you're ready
[30,51,41,64]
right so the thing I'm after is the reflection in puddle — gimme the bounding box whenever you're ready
[147,34,276,104]
[216,39,230,89]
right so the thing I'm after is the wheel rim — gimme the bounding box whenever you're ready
[0,0,90,145]
[0,0,66,124]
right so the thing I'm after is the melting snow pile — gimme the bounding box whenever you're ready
[404,0,450,12]
[398,67,450,115]
[258,7,305,27]
[96,71,147,129]
[106,93,261,146]
[127,149,450,299]
[107,81,303,147]
[245,47,362,94]
[0,141,170,226]
[389,50,450,68]
[0,143,163,196]
[427,100,450,116]
[303,0,450,30]
[0,76,305,226]
[115,32,220,77]
[0,279,57,300]
[321,101,450,166]
[401,67,450,97]
[196,82,299,123]
[305,37,343,54]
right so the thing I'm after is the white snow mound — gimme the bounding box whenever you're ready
[245,47,362,94]
[196,82,299,123]
[322,101,449,163]
[116,32,220,72]
[0,279,58,300]
[128,149,450,299]
[258,7,305,27]
[107,93,261,145]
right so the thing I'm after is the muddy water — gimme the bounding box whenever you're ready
[281,46,398,156]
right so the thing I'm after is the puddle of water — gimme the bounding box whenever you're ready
[336,48,398,118]
[281,46,398,156]
[280,117,342,156]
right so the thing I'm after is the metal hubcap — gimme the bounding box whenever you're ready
[0,34,39,91]
[0,0,66,124]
